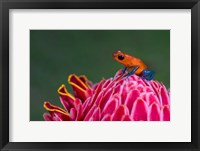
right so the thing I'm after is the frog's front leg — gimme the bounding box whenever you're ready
[124,66,139,77]
[122,66,128,74]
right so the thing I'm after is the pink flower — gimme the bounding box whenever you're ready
[43,70,170,121]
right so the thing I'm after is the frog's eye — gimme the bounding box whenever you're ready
[118,55,124,60]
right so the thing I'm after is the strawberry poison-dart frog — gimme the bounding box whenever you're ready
[112,50,155,80]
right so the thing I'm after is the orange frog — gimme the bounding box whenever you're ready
[113,50,155,80]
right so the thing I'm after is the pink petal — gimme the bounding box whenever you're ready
[112,105,129,121]
[149,103,160,121]
[127,81,137,88]
[121,86,128,104]
[149,81,160,99]
[137,79,146,86]
[102,98,118,117]
[74,98,82,120]
[152,81,159,88]
[113,84,121,94]
[79,75,93,89]
[160,87,169,106]
[161,105,170,121]
[102,114,111,121]
[91,107,101,121]
[71,86,88,101]
[122,115,131,121]
[88,80,104,107]
[43,113,52,121]
[52,116,62,121]
[143,86,153,93]
[124,89,140,113]
[74,98,82,109]
[114,69,126,77]
[68,74,91,101]
[131,98,148,121]
[57,84,75,111]
[100,88,113,109]
[136,84,144,92]
[130,74,139,81]
[69,108,77,120]
[112,93,122,106]
[68,74,88,90]
[146,92,160,106]
[84,106,96,121]
[59,97,70,112]
[53,111,71,121]
[85,89,93,98]
[94,91,104,106]
[102,78,112,89]
[82,97,91,117]
[43,102,71,121]
[117,78,126,86]
[103,80,116,91]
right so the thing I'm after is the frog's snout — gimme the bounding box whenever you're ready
[112,52,118,58]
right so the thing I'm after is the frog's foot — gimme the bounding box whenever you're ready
[141,69,155,80]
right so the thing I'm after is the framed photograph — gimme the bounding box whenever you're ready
[1,0,199,151]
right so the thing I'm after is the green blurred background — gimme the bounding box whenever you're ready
[30,30,170,121]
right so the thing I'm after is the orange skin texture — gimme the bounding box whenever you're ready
[113,51,147,75]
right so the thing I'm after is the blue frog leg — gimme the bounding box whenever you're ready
[122,66,128,74]
[141,69,155,80]
[124,66,139,77]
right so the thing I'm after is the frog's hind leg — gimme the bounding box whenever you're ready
[141,69,155,80]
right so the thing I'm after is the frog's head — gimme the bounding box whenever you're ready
[112,50,127,65]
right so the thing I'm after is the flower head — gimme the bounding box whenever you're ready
[43,70,170,121]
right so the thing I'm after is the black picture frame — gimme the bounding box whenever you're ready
[0,0,199,151]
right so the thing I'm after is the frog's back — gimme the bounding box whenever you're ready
[129,56,147,75]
